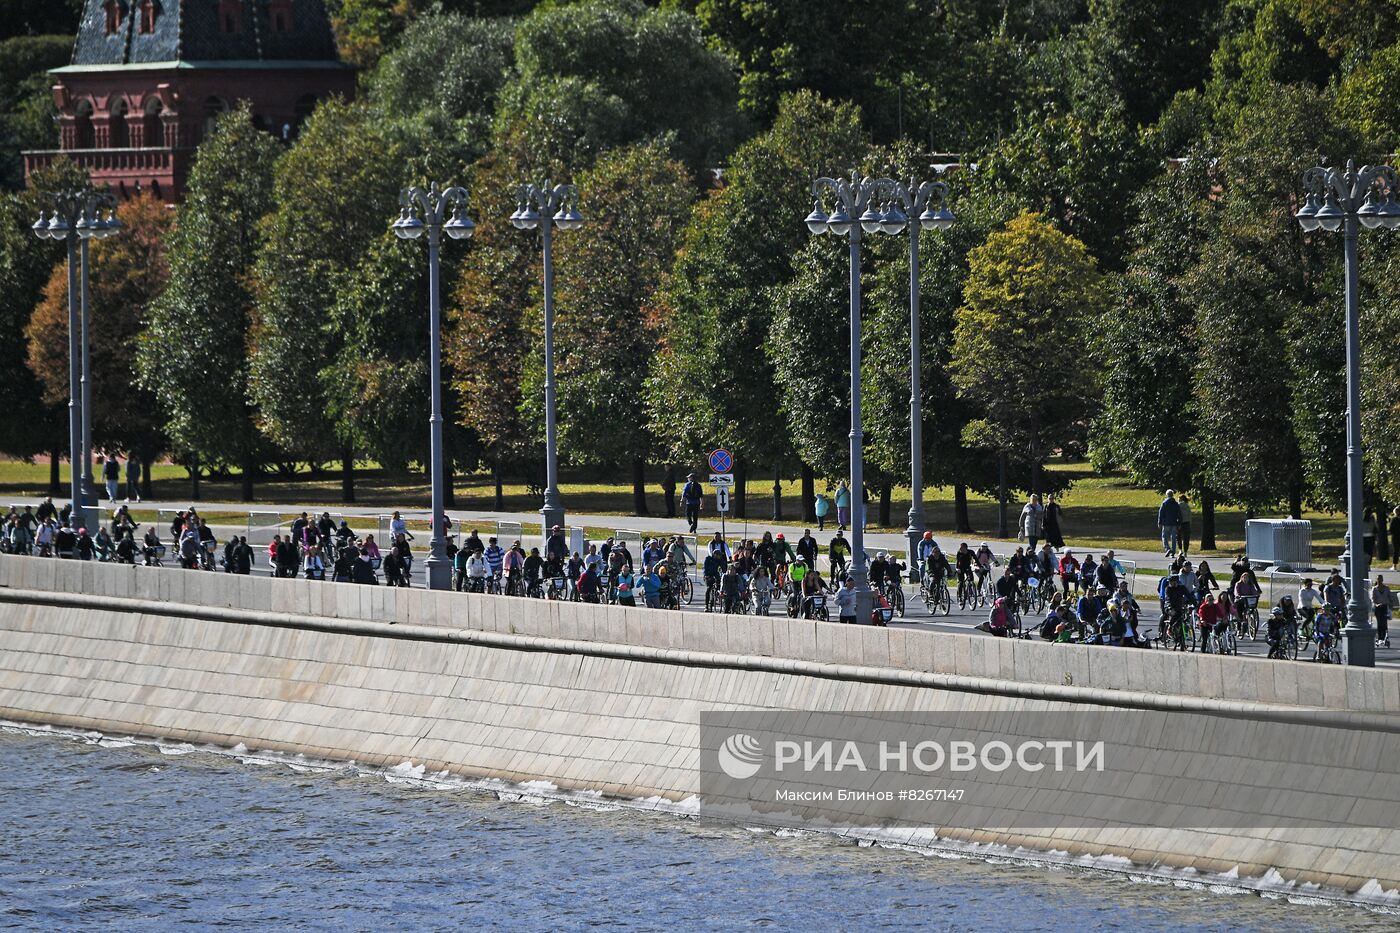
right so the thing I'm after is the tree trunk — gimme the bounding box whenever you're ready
[341,449,356,504]
[241,451,256,501]
[801,464,815,522]
[879,484,892,527]
[1288,483,1302,521]
[954,483,973,534]
[734,457,747,519]
[141,458,153,500]
[632,456,649,515]
[492,462,503,511]
[189,453,200,502]
[1200,487,1217,550]
[771,464,782,521]
[996,454,1008,538]
[1031,457,1042,498]
[48,450,60,496]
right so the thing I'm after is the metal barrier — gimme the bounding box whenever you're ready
[1264,570,1304,607]
[614,529,644,552]
[246,511,283,547]
[157,508,181,532]
[496,521,523,545]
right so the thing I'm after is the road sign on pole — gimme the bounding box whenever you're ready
[715,486,731,513]
[708,473,733,486]
[708,448,733,474]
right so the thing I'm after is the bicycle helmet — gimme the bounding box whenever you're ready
[776,533,785,540]
[923,531,933,540]
[1271,607,1284,616]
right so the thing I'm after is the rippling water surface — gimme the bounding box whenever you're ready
[0,725,1393,932]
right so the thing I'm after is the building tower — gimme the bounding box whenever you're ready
[25,0,355,200]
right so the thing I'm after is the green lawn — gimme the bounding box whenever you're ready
[0,457,1349,558]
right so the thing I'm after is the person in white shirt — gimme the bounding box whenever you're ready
[389,511,409,540]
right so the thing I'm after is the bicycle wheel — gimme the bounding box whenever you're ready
[680,575,693,605]
[1284,635,1298,661]
[892,586,905,618]
[957,581,969,611]
[1248,610,1260,640]
[704,586,717,613]
[938,584,951,616]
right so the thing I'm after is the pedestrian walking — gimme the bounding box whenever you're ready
[124,455,141,502]
[681,472,702,533]
[1363,508,1378,560]
[1391,506,1400,571]
[102,454,121,502]
[1157,490,1182,557]
[1043,494,1064,550]
[814,491,830,531]
[1177,492,1193,558]
[1019,494,1044,552]
[835,481,850,529]
[1372,575,1395,648]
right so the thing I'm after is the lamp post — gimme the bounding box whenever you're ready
[885,178,955,580]
[392,183,476,591]
[804,172,904,623]
[32,189,122,532]
[509,182,584,533]
[1295,159,1400,667]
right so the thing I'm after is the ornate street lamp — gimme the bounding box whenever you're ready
[1295,159,1400,667]
[883,178,954,581]
[804,172,904,622]
[392,183,476,591]
[32,189,121,531]
[510,182,584,533]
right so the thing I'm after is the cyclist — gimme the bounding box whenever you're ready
[641,564,664,609]
[1078,554,1098,593]
[774,533,798,572]
[1298,578,1321,636]
[800,568,828,619]
[1313,606,1338,661]
[1266,607,1288,659]
[502,542,525,595]
[484,536,505,586]
[1322,573,1347,620]
[614,565,638,607]
[1034,543,1057,582]
[452,545,471,591]
[1277,594,1300,645]
[547,525,570,567]
[755,532,776,571]
[707,531,729,562]
[975,543,998,590]
[578,564,601,603]
[917,531,937,577]
[994,564,1018,606]
[751,564,773,615]
[788,557,809,616]
[925,543,952,593]
[828,530,850,579]
[1078,585,1109,637]
[1233,569,1261,624]
[954,543,975,599]
[1058,550,1080,597]
[702,548,725,611]
[869,551,892,594]
[720,563,743,614]
[523,547,546,594]
[1198,593,1222,652]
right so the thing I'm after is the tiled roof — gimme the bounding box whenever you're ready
[72,1,340,67]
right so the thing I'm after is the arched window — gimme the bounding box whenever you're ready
[269,0,294,33]
[105,1,123,35]
[218,0,241,33]
[139,0,157,34]
[143,96,165,148]
[110,98,130,148]
[203,96,228,141]
[75,100,95,149]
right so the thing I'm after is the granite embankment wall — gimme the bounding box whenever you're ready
[1,555,1398,897]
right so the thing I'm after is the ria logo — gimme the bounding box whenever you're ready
[717,733,764,779]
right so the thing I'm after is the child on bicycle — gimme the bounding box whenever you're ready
[1313,606,1338,660]
[1266,607,1287,658]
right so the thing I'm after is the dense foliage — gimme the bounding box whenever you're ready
[3,0,1400,526]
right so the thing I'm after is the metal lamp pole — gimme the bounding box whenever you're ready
[804,173,903,622]
[510,182,584,532]
[392,183,476,591]
[32,190,121,531]
[886,178,955,580]
[1295,159,1400,667]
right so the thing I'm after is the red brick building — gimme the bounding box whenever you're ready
[25,0,355,201]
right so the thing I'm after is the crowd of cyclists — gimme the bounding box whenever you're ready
[5,494,1397,664]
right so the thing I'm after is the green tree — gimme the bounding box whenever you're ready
[27,193,171,470]
[366,12,517,172]
[950,211,1108,495]
[494,0,741,175]
[646,90,866,515]
[521,142,695,513]
[0,35,72,189]
[249,100,408,500]
[0,160,80,487]
[137,109,283,499]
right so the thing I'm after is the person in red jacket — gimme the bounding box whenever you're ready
[1058,550,1081,598]
[1197,593,1222,652]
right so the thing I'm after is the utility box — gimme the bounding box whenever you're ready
[1246,519,1312,572]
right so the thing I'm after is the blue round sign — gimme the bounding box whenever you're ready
[708,448,733,473]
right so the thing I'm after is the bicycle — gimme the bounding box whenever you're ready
[1210,622,1238,656]
[704,579,720,613]
[1313,633,1342,664]
[924,574,952,616]
[546,576,568,601]
[880,579,905,618]
[1237,596,1260,640]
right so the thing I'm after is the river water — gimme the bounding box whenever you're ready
[1,724,1393,932]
